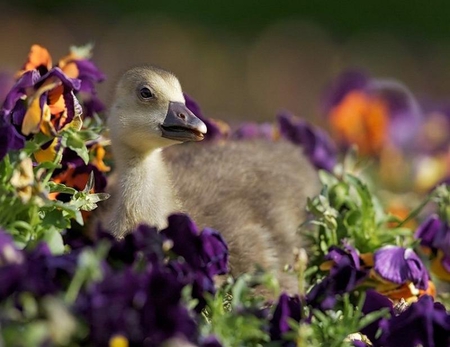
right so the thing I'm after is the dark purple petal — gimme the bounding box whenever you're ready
[82,95,105,118]
[161,214,202,269]
[184,93,225,141]
[0,263,25,300]
[307,255,368,310]
[2,70,40,115]
[430,221,450,259]
[143,265,198,344]
[325,243,361,270]
[277,112,337,171]
[415,214,444,251]
[73,59,105,94]
[77,264,197,346]
[373,246,429,290]
[168,259,215,312]
[37,67,81,91]
[10,100,27,127]
[270,293,302,342]
[322,70,369,113]
[361,289,394,344]
[379,295,450,347]
[111,224,164,265]
[160,214,228,311]
[62,222,115,251]
[0,241,77,300]
[198,227,229,277]
[76,267,150,344]
[0,121,26,160]
[161,214,229,278]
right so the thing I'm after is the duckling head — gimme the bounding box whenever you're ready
[108,65,207,154]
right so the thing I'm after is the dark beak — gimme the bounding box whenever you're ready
[160,102,207,142]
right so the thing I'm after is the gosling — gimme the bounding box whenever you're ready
[104,65,320,292]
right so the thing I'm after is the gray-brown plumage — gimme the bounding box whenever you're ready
[103,65,320,293]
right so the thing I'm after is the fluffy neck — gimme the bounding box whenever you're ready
[109,144,181,237]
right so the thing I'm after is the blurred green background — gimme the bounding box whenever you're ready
[1,0,450,123]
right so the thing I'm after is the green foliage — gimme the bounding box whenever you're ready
[309,293,389,347]
[200,274,275,346]
[305,169,417,269]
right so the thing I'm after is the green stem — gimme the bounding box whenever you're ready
[397,194,432,228]
[41,145,64,186]
[64,269,85,304]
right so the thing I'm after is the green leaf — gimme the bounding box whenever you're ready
[41,227,65,255]
[48,182,78,195]
[358,308,390,331]
[63,128,97,164]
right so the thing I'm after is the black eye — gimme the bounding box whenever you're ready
[139,87,154,99]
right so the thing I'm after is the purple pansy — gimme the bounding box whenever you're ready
[161,214,229,278]
[378,295,450,347]
[416,214,450,259]
[0,45,105,161]
[0,120,26,161]
[70,59,105,94]
[307,245,368,310]
[361,289,394,344]
[0,241,77,301]
[109,224,164,266]
[415,214,445,251]
[34,67,81,132]
[0,67,82,160]
[415,214,450,277]
[269,292,302,344]
[277,112,337,172]
[0,71,40,157]
[161,214,229,310]
[76,264,197,347]
[373,246,429,290]
[325,243,362,270]
[1,70,40,115]
[82,95,105,118]
[69,59,106,117]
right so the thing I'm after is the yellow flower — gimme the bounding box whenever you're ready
[109,335,129,347]
[10,157,34,203]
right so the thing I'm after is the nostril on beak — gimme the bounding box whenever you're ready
[177,113,186,120]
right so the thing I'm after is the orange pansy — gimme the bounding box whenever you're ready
[329,91,389,156]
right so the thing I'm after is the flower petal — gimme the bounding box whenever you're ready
[2,70,40,115]
[277,112,337,171]
[374,246,429,290]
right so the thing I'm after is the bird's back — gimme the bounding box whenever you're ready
[163,139,320,291]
